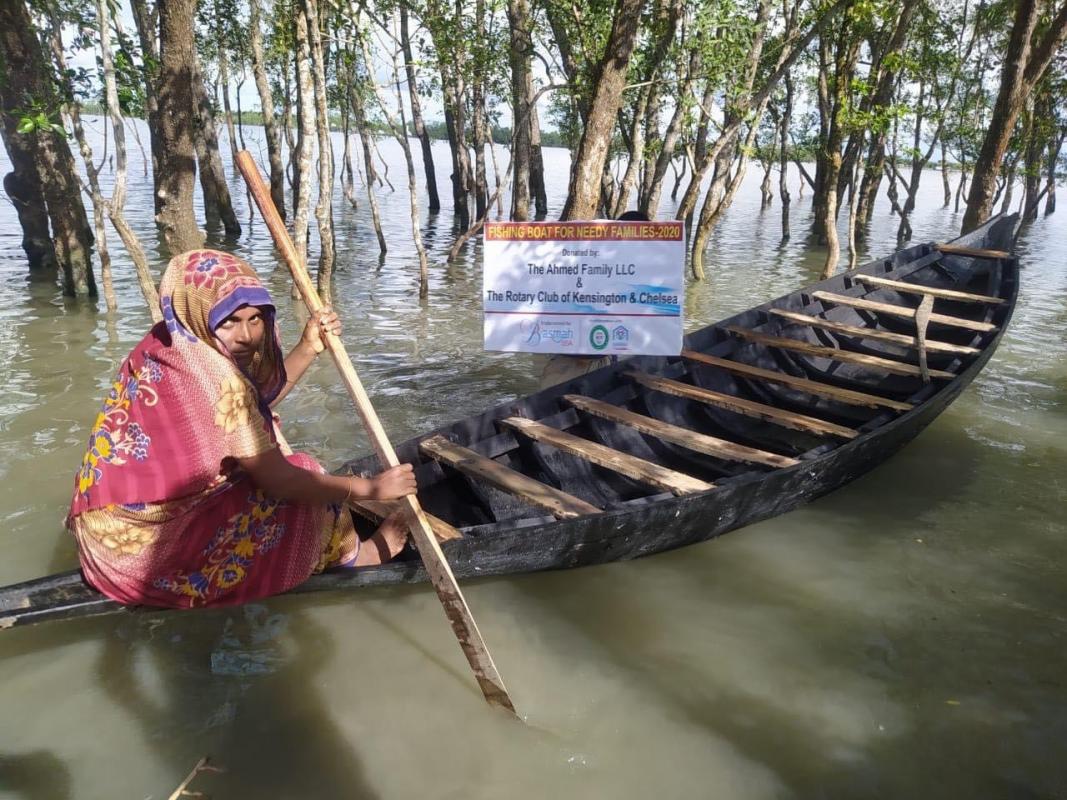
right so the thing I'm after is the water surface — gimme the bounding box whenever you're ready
[0,121,1064,798]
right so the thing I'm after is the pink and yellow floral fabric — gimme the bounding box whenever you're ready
[67,250,358,608]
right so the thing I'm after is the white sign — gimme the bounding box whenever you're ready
[483,221,685,356]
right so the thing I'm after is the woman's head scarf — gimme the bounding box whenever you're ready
[159,249,286,405]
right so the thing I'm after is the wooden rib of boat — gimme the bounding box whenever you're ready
[0,215,1020,630]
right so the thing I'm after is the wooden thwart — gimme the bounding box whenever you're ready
[500,416,714,496]
[935,243,1011,259]
[680,350,914,411]
[564,395,800,468]
[855,274,1004,305]
[350,499,463,541]
[722,326,955,380]
[420,435,601,519]
[767,308,980,355]
[628,371,859,439]
[812,291,997,333]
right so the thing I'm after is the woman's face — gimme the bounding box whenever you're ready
[214,305,266,368]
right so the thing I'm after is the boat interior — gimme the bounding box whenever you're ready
[344,239,1017,542]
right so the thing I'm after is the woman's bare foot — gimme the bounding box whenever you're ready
[353,512,409,566]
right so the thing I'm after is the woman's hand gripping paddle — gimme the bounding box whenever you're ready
[236,151,517,716]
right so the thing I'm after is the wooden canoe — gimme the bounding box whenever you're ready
[0,215,1019,629]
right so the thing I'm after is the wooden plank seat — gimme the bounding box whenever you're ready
[767,308,980,355]
[854,274,1004,305]
[350,499,463,541]
[563,395,800,468]
[811,291,997,333]
[935,243,1011,259]
[419,435,601,519]
[680,350,915,411]
[500,417,715,496]
[722,325,956,380]
[627,371,859,440]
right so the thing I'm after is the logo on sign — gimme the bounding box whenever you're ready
[612,325,629,343]
[589,324,609,351]
[522,319,574,347]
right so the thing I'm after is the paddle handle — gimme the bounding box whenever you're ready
[236,151,516,715]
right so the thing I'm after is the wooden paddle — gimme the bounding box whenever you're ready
[236,150,516,716]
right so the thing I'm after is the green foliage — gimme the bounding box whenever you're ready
[107,45,146,117]
[15,106,67,138]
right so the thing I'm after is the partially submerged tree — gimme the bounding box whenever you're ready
[962,0,1067,232]
[0,0,95,295]
[560,0,648,220]
[156,0,204,253]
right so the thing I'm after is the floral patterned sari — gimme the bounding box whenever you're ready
[67,250,359,608]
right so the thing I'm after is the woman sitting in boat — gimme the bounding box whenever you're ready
[66,249,415,608]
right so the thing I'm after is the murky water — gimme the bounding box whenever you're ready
[1,120,1064,799]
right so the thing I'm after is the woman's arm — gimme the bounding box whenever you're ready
[271,308,342,408]
[236,447,416,505]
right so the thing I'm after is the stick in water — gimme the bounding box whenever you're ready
[236,150,517,715]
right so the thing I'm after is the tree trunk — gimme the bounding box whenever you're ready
[156,0,204,254]
[1021,94,1051,223]
[852,0,920,235]
[642,49,695,216]
[999,158,1019,216]
[507,0,534,220]
[130,0,165,215]
[941,141,952,207]
[400,5,439,212]
[962,0,1067,232]
[360,12,430,296]
[896,81,927,245]
[441,71,472,230]
[472,87,488,221]
[690,98,770,279]
[612,85,652,218]
[819,32,860,278]
[302,0,335,298]
[614,0,678,217]
[235,73,246,150]
[340,104,358,209]
[471,0,488,220]
[1,169,55,273]
[350,81,388,255]
[669,155,685,201]
[811,36,832,243]
[846,131,865,270]
[280,47,296,176]
[45,15,116,309]
[760,158,774,209]
[216,13,239,169]
[779,72,793,243]
[688,0,775,274]
[638,85,664,205]
[856,134,886,229]
[1045,130,1064,215]
[560,0,648,220]
[191,52,241,236]
[0,0,96,295]
[249,0,286,220]
[675,83,715,223]
[292,6,316,265]
[529,103,548,217]
[100,0,161,318]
